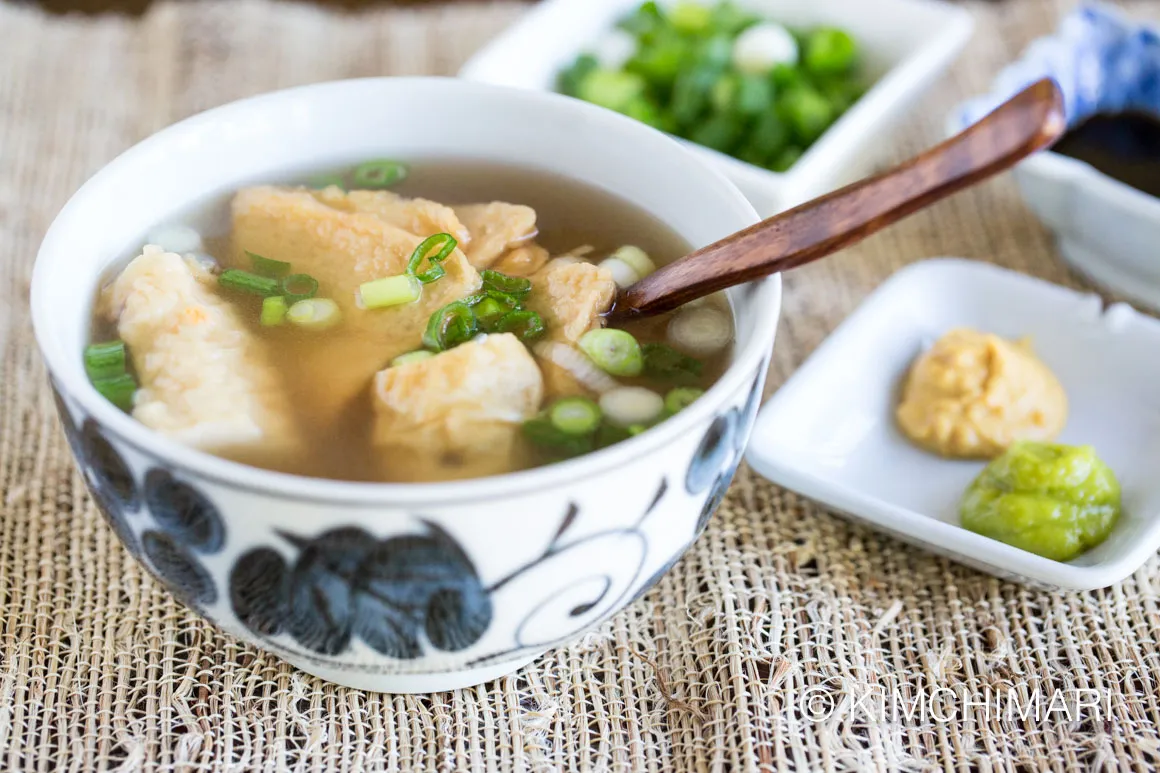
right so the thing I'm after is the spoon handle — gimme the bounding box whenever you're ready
[611,78,1066,321]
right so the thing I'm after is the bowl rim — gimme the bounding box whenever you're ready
[32,75,782,506]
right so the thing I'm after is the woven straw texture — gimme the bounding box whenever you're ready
[3,0,1160,769]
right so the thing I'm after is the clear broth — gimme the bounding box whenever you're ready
[92,159,732,481]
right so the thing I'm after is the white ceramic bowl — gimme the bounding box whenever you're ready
[459,0,973,216]
[31,77,781,693]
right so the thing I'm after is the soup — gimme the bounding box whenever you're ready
[88,159,734,482]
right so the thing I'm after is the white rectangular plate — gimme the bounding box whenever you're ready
[745,258,1160,590]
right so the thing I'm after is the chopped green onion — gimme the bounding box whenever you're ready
[460,292,488,307]
[218,269,282,297]
[391,350,436,367]
[579,328,643,377]
[93,373,137,412]
[600,386,664,427]
[406,233,458,284]
[351,160,408,189]
[548,397,602,436]
[261,296,288,326]
[596,422,631,449]
[665,387,705,414]
[359,274,422,309]
[667,306,732,356]
[247,251,291,278]
[804,27,858,76]
[612,245,654,278]
[422,301,478,352]
[461,289,520,312]
[523,417,594,458]
[670,0,712,34]
[280,273,319,303]
[474,297,509,330]
[481,269,532,299]
[487,289,523,309]
[307,173,347,190]
[627,424,650,436]
[493,310,546,342]
[286,298,341,331]
[643,342,704,382]
[84,341,127,382]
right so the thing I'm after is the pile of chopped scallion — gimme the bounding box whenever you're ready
[389,268,546,363]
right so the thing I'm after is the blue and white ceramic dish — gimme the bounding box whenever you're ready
[951,5,1160,312]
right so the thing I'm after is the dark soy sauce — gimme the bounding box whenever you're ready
[1051,111,1160,198]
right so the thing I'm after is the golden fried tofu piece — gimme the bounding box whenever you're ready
[491,242,550,277]
[231,186,481,425]
[453,202,538,269]
[100,245,300,454]
[525,259,618,399]
[527,259,616,344]
[313,187,470,245]
[372,333,543,482]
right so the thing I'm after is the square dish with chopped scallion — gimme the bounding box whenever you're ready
[557,0,865,173]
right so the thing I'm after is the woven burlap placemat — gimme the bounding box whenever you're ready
[3,0,1160,769]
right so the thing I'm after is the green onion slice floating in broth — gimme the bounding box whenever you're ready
[664,387,705,414]
[522,416,594,458]
[481,269,532,299]
[219,269,282,297]
[247,251,291,278]
[578,328,643,377]
[407,233,458,284]
[280,273,320,303]
[359,274,422,309]
[549,397,602,436]
[493,310,545,342]
[474,297,510,330]
[352,160,408,189]
[422,301,478,352]
[286,298,341,331]
[261,296,288,326]
[84,341,127,381]
[642,342,704,381]
[93,373,138,412]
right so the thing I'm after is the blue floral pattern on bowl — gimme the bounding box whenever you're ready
[50,357,770,686]
[950,5,1160,133]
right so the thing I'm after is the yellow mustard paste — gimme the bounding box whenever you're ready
[896,328,1067,459]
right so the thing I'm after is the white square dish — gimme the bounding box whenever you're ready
[458,0,973,217]
[745,258,1160,590]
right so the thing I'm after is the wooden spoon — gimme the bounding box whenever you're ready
[607,78,1066,323]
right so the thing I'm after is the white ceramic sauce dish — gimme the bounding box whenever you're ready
[745,258,1160,590]
[460,0,973,216]
[31,77,781,692]
[950,5,1160,312]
